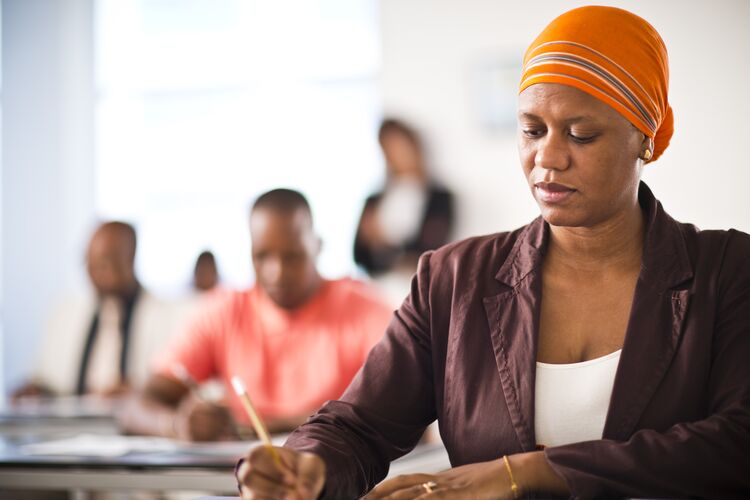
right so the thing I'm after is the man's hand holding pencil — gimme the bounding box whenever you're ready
[174,395,237,442]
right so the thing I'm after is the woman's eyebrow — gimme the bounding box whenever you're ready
[517,112,597,124]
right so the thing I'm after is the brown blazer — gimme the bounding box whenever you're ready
[286,183,750,499]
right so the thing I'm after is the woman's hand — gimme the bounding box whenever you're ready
[364,452,568,499]
[237,445,326,500]
[363,459,516,499]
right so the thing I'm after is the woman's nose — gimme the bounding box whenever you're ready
[535,133,571,172]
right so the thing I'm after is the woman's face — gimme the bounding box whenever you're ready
[517,83,645,228]
[380,131,423,179]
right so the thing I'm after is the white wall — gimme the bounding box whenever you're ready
[1,0,96,394]
[2,0,748,395]
[380,0,750,238]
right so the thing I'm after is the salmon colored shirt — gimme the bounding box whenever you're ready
[156,278,393,423]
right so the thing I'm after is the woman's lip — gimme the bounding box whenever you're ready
[534,182,576,203]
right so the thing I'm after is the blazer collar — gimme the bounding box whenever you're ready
[493,215,547,289]
[604,182,694,439]
[485,182,695,450]
[633,182,693,289]
[484,214,547,451]
[493,182,692,290]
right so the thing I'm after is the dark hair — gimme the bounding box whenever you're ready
[251,188,312,219]
[378,118,421,147]
[98,221,137,260]
[195,250,216,265]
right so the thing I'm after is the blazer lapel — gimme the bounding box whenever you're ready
[481,183,692,447]
[603,184,694,440]
[484,218,547,452]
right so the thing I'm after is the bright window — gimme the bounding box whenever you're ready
[95,0,382,294]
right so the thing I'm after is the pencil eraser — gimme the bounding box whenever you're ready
[231,376,246,395]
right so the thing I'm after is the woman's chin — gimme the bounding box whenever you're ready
[538,206,588,228]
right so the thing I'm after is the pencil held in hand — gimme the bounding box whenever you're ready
[230,376,281,464]
[172,364,204,400]
[172,363,196,387]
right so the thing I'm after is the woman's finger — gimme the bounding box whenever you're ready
[239,466,297,499]
[382,482,441,500]
[414,485,464,499]
[243,446,296,485]
[363,474,435,499]
[293,451,326,499]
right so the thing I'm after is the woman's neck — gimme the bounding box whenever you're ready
[546,204,645,276]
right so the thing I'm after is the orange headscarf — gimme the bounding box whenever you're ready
[520,6,673,162]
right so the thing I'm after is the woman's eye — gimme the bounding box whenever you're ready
[570,133,597,144]
[523,129,544,138]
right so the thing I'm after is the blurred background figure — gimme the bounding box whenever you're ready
[4,0,750,404]
[192,250,220,293]
[354,118,455,275]
[11,222,181,400]
[120,189,393,441]
[354,118,455,302]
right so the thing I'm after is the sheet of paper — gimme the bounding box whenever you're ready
[20,434,178,457]
[183,434,288,456]
[19,433,289,457]
[1,396,118,419]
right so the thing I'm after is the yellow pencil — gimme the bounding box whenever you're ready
[231,376,282,466]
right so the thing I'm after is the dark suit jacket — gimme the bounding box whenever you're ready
[353,185,454,275]
[286,183,750,499]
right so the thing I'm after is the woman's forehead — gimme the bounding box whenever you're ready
[518,83,624,124]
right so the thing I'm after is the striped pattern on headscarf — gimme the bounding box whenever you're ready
[520,6,674,163]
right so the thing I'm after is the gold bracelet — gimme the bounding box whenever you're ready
[503,455,520,499]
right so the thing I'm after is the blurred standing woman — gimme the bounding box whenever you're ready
[354,119,454,277]
[239,6,750,499]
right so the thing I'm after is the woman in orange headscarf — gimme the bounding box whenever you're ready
[237,7,750,499]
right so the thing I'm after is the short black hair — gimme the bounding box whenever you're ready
[98,221,137,260]
[195,250,216,265]
[251,188,312,219]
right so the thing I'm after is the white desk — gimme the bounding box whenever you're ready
[0,397,450,496]
[0,434,451,496]
[0,396,120,438]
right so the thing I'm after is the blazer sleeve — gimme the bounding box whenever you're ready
[284,251,438,499]
[353,193,399,274]
[544,230,750,499]
[411,187,455,255]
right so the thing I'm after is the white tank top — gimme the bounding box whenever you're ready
[534,350,622,447]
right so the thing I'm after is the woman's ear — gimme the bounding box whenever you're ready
[639,136,655,161]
